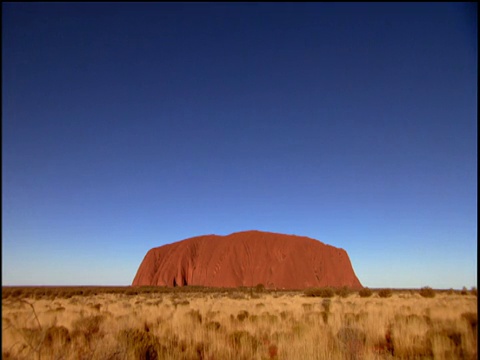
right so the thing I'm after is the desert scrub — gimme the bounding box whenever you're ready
[378,288,393,298]
[304,287,335,298]
[358,287,373,298]
[255,283,266,293]
[419,286,436,298]
[228,292,247,300]
[335,286,351,298]
[2,288,477,359]
[125,289,138,296]
[118,328,165,360]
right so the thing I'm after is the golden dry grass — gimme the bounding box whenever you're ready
[2,288,477,359]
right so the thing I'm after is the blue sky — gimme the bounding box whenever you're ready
[2,3,477,289]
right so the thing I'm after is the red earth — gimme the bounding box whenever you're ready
[132,230,362,289]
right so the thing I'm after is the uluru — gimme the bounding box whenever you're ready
[132,230,362,289]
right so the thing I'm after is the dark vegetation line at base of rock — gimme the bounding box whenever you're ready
[2,285,477,300]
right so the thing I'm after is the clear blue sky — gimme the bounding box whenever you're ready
[2,3,477,289]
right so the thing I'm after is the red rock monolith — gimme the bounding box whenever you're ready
[132,230,362,289]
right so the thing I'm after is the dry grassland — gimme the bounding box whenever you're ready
[2,288,477,359]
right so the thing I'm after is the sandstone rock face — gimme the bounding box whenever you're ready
[132,230,362,289]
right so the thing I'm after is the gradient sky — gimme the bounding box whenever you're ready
[2,3,477,289]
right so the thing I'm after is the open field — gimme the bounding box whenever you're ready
[2,287,477,359]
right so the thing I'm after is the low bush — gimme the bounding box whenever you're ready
[304,287,335,298]
[358,287,373,298]
[125,289,138,296]
[255,284,266,293]
[336,286,351,298]
[378,289,392,298]
[419,286,435,298]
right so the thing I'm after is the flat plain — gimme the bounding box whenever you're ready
[2,287,477,359]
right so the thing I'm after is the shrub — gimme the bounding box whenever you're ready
[255,283,265,293]
[470,287,477,296]
[461,286,468,295]
[336,286,351,298]
[304,287,335,298]
[125,289,138,296]
[419,286,435,298]
[358,287,373,298]
[378,289,392,298]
